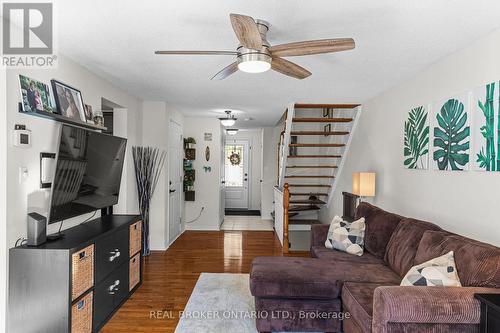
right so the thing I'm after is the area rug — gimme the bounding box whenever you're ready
[174,273,321,333]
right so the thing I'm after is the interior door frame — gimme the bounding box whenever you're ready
[224,139,251,209]
[168,119,183,245]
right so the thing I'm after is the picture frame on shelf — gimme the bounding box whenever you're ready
[51,79,86,122]
[84,104,94,123]
[18,75,55,113]
[322,108,331,117]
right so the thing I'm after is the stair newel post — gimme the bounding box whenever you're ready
[283,183,290,254]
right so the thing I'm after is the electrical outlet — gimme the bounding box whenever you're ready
[19,167,28,183]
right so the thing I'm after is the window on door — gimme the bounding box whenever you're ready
[225,145,245,187]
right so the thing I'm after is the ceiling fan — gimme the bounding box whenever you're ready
[155,13,355,80]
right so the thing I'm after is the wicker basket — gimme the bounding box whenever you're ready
[71,244,94,301]
[129,253,141,291]
[129,221,142,257]
[71,291,93,333]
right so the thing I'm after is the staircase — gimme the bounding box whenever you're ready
[276,103,361,253]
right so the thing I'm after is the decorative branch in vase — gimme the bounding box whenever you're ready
[132,146,166,256]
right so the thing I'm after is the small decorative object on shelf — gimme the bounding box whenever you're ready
[184,137,196,149]
[93,109,104,127]
[475,293,500,333]
[84,104,93,124]
[205,146,210,161]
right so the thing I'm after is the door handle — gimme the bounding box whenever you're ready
[108,249,121,262]
[108,280,120,295]
[244,178,248,181]
[169,189,176,193]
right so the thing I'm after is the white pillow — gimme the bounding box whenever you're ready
[324,215,366,256]
[400,251,461,286]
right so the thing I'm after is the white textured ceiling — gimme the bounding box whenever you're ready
[57,0,500,127]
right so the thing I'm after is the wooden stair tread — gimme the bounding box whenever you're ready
[289,143,345,147]
[289,205,321,211]
[288,219,322,225]
[294,103,360,109]
[285,175,335,179]
[288,184,331,187]
[292,117,353,123]
[289,199,326,205]
[288,155,342,158]
[290,192,328,196]
[290,131,349,136]
[286,165,338,168]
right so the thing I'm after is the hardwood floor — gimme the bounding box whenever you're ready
[101,230,300,332]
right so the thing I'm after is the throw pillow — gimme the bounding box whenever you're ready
[325,215,366,256]
[400,251,461,287]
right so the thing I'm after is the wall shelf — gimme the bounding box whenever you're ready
[18,102,107,131]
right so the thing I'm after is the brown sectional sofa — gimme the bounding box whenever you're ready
[250,202,500,332]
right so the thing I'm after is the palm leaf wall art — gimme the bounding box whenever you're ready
[404,106,429,169]
[433,97,470,170]
[474,82,496,170]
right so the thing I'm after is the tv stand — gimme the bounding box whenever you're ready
[8,214,143,333]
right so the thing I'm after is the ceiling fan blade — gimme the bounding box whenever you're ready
[270,38,355,57]
[211,62,239,80]
[271,57,311,80]
[155,50,237,55]
[229,13,263,50]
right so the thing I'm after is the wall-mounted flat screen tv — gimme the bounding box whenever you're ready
[48,125,127,224]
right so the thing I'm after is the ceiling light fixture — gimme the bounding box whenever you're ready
[219,110,237,127]
[237,53,271,73]
[226,128,239,135]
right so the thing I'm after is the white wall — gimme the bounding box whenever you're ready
[261,126,281,219]
[321,28,500,246]
[183,118,222,230]
[225,129,263,211]
[1,67,8,333]
[141,101,184,250]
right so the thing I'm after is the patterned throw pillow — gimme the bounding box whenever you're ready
[324,216,366,256]
[401,251,461,286]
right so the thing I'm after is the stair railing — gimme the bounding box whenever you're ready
[278,103,295,188]
[283,183,290,254]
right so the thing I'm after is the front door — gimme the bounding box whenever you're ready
[224,140,249,209]
[168,120,182,244]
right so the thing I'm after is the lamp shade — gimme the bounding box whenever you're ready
[352,172,376,197]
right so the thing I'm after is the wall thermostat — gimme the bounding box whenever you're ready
[12,124,31,148]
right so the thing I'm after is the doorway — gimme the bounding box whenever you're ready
[224,140,249,209]
[168,120,183,244]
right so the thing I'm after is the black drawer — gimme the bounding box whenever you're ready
[95,227,129,283]
[93,262,129,331]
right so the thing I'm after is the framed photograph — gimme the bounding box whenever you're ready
[51,79,86,122]
[324,124,331,136]
[84,104,93,123]
[19,75,54,113]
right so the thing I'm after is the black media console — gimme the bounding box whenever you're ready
[8,215,143,333]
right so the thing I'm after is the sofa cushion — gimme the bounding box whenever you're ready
[415,230,500,288]
[311,246,384,265]
[342,282,394,333]
[325,216,366,256]
[384,218,442,276]
[401,251,461,287]
[355,202,403,259]
[250,257,400,300]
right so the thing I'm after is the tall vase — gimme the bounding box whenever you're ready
[132,146,166,257]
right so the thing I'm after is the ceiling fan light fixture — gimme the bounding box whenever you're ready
[220,118,236,127]
[226,128,239,135]
[219,110,237,127]
[237,53,271,73]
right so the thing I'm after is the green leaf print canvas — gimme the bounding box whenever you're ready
[432,95,470,171]
[404,106,429,169]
